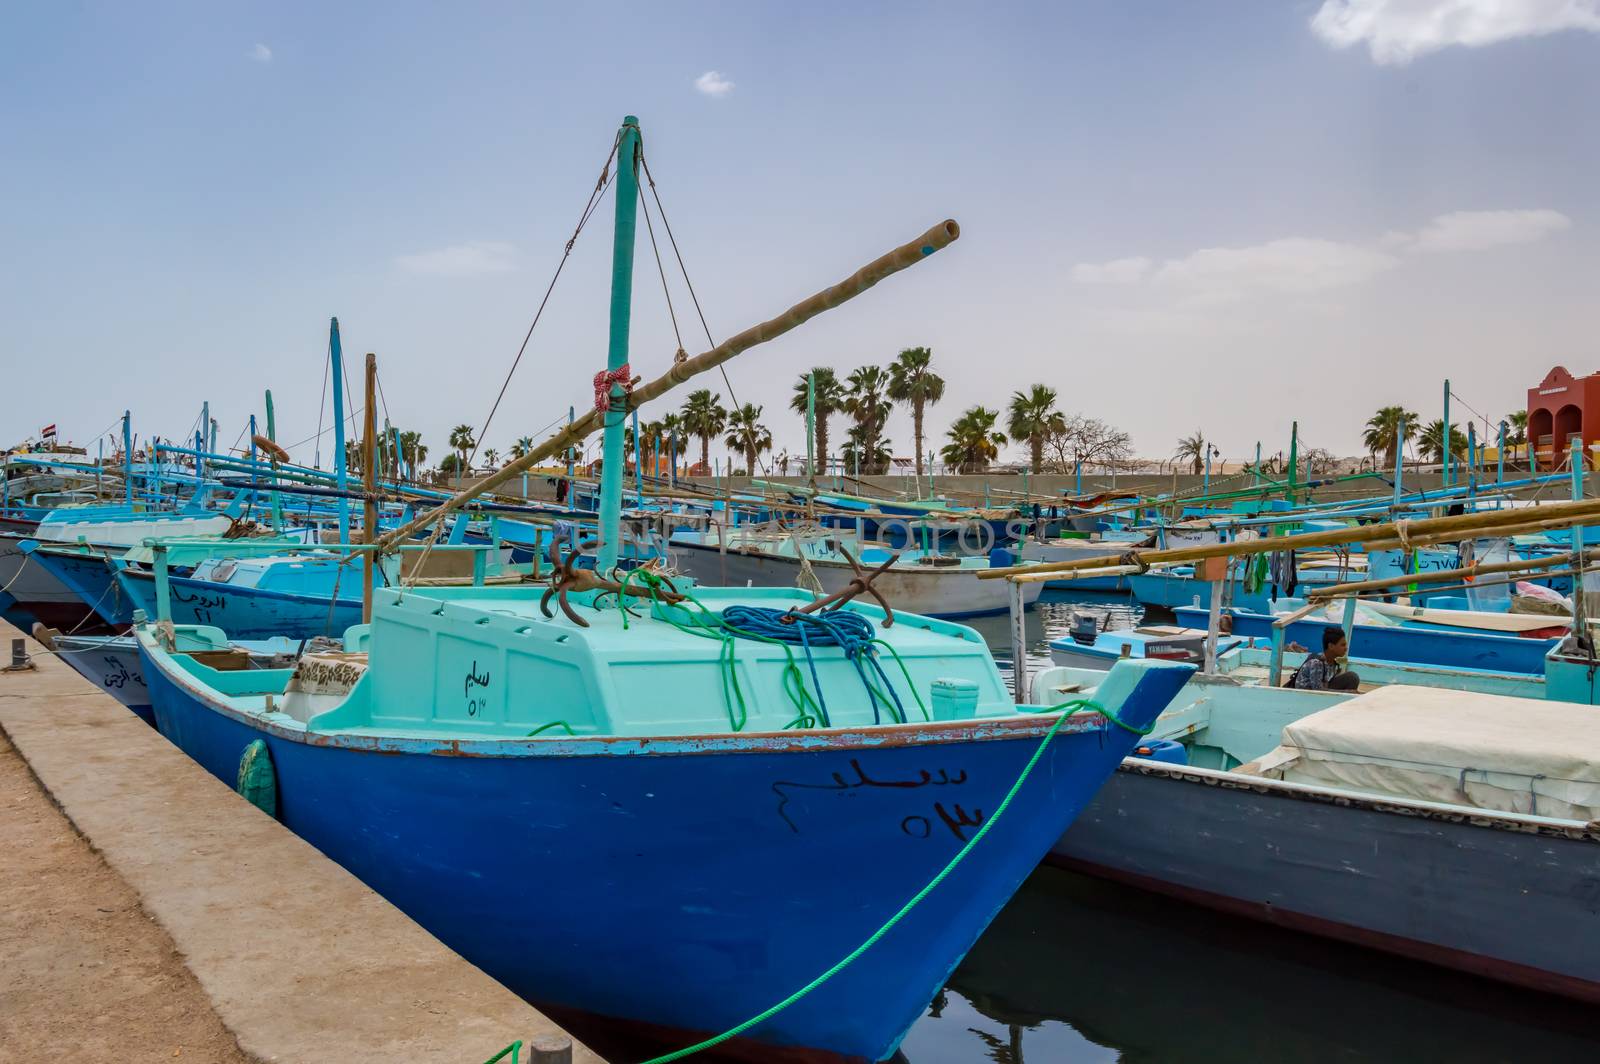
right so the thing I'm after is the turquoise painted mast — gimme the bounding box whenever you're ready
[121,410,132,506]
[1442,378,1452,489]
[1287,421,1299,504]
[1467,421,1478,501]
[198,400,208,484]
[596,116,642,574]
[1392,415,1405,507]
[1497,420,1507,487]
[330,317,350,544]
[265,390,283,532]
[805,371,816,486]
[632,407,643,502]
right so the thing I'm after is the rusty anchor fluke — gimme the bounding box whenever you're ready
[539,537,685,628]
[790,546,897,627]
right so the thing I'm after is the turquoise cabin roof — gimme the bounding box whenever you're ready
[319,584,1012,740]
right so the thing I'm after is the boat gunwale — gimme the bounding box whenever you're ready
[137,623,1143,759]
[1110,756,1600,840]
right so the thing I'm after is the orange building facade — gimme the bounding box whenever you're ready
[1528,366,1600,467]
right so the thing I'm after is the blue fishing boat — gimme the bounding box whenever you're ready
[136,575,1190,1062]
[126,113,1209,1064]
[1181,605,1559,675]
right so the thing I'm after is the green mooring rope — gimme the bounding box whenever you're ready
[483,1039,520,1064]
[631,698,1106,1064]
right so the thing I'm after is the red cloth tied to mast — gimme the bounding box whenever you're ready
[593,363,633,413]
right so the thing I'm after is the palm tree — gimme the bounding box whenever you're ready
[887,347,945,478]
[841,423,894,475]
[447,424,476,485]
[844,365,893,474]
[680,389,727,472]
[1361,405,1418,468]
[509,436,534,459]
[1506,409,1528,447]
[398,430,427,476]
[723,403,772,475]
[1007,384,1065,474]
[789,368,845,475]
[659,413,684,472]
[482,448,500,468]
[1418,419,1469,464]
[1173,430,1206,475]
[940,407,1006,473]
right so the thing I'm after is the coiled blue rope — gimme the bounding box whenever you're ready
[719,606,908,725]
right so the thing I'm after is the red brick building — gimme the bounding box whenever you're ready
[1528,366,1598,467]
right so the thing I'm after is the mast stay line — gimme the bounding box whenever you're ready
[374,218,961,552]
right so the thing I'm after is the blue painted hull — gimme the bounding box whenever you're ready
[1128,572,1274,614]
[1178,606,1558,675]
[27,548,133,625]
[118,569,362,640]
[138,648,1189,1063]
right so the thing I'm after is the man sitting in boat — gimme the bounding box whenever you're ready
[1289,629,1360,692]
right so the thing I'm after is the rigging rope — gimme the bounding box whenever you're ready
[468,131,624,471]
[638,148,771,477]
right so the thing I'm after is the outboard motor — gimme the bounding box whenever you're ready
[1069,611,1100,646]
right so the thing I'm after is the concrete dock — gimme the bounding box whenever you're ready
[0,618,605,1064]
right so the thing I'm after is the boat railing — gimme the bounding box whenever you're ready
[133,537,507,627]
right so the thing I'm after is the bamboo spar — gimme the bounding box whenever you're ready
[374,219,961,552]
[978,496,1600,580]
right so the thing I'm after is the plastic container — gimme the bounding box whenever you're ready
[930,677,980,721]
[1127,738,1187,766]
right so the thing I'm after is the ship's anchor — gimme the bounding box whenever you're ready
[540,536,685,628]
[789,546,898,627]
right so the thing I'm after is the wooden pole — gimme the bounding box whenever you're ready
[983,496,1600,580]
[362,353,378,623]
[1306,550,1597,599]
[1009,576,1028,701]
[373,218,960,552]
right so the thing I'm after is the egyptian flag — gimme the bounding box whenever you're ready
[39,424,56,441]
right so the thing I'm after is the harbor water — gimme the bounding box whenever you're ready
[576,591,1600,1063]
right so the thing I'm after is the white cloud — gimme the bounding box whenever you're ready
[1152,238,1401,300]
[1311,0,1600,65]
[395,241,517,277]
[1070,257,1152,284]
[1405,208,1573,251]
[695,70,735,97]
[1071,207,1571,303]
[250,43,273,63]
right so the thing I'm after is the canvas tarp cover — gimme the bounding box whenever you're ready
[1270,685,1600,821]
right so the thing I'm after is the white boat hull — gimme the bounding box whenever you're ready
[667,540,1042,618]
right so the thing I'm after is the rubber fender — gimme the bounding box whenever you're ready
[235,739,278,818]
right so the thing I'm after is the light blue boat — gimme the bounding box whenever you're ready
[1049,624,1245,670]
[1031,661,1600,1004]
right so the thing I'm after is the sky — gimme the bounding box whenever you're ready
[3,0,1597,472]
